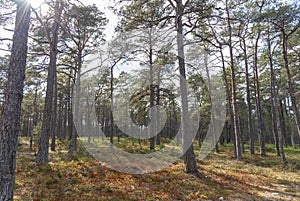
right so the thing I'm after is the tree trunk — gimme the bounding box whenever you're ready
[67,69,73,140]
[37,0,63,163]
[253,31,266,157]
[240,37,254,155]
[226,0,242,161]
[30,85,39,151]
[110,64,114,145]
[149,34,155,151]
[282,32,300,139]
[62,97,68,140]
[57,98,63,141]
[0,1,30,199]
[203,47,219,153]
[70,51,83,152]
[220,48,234,151]
[276,100,287,163]
[51,72,58,151]
[176,0,198,174]
[156,65,162,146]
[267,33,280,156]
[279,101,287,147]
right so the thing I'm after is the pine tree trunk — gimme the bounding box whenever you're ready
[254,32,266,157]
[51,72,58,151]
[177,0,198,174]
[110,64,114,145]
[37,0,63,163]
[240,38,254,155]
[282,32,300,140]
[70,51,83,152]
[226,0,242,161]
[156,66,162,146]
[268,33,280,156]
[57,98,63,141]
[276,100,287,163]
[149,37,155,151]
[0,1,30,199]
[279,101,287,146]
[67,69,73,140]
[203,48,219,153]
[30,86,38,151]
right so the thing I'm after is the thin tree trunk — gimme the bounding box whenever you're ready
[30,85,38,150]
[253,33,266,157]
[62,98,67,140]
[226,0,242,160]
[220,48,234,152]
[67,69,73,140]
[203,47,219,153]
[240,37,254,155]
[110,64,114,145]
[282,32,300,139]
[37,0,63,163]
[70,51,83,152]
[279,100,287,147]
[288,99,296,149]
[267,33,280,156]
[156,67,162,146]
[276,101,287,163]
[177,0,198,174]
[51,72,58,151]
[149,33,155,151]
[0,1,30,199]
[57,98,63,141]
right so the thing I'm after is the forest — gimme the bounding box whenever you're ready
[0,0,299,200]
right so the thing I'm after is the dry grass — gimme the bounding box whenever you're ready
[14,137,300,201]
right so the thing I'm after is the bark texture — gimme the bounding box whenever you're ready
[0,1,30,199]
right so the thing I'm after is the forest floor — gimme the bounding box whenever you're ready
[14,137,300,201]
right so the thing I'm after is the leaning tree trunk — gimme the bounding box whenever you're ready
[282,32,300,140]
[0,1,30,199]
[176,0,198,174]
[36,0,63,163]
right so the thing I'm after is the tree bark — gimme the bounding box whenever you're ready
[240,37,254,155]
[203,47,219,153]
[267,32,280,156]
[70,51,83,152]
[149,37,155,151]
[176,0,198,174]
[282,31,300,139]
[0,1,30,199]
[37,0,63,163]
[110,63,114,146]
[253,31,266,157]
[226,0,242,161]
[51,72,58,151]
